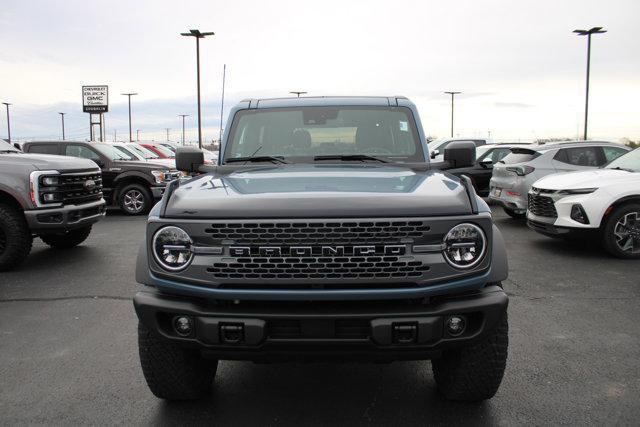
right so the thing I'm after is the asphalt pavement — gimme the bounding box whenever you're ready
[1,207,639,425]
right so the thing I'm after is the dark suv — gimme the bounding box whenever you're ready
[22,141,180,215]
[134,96,509,402]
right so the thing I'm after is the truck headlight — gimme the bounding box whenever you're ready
[151,170,170,184]
[443,223,487,269]
[152,226,193,271]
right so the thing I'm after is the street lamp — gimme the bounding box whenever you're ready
[290,91,307,98]
[121,93,138,142]
[181,29,214,149]
[58,112,66,140]
[2,102,10,142]
[178,114,189,145]
[444,91,461,137]
[573,27,606,140]
[165,128,171,142]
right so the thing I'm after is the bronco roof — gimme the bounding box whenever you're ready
[238,96,411,109]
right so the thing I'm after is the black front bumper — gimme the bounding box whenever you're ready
[134,286,508,362]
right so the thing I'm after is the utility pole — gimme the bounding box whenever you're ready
[444,91,461,137]
[573,27,606,140]
[290,91,307,98]
[121,92,138,142]
[58,112,66,140]
[114,129,117,142]
[136,129,140,141]
[165,128,170,141]
[2,102,11,142]
[219,64,226,144]
[178,114,189,145]
[181,29,214,149]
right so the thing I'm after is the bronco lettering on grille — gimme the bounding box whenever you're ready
[229,245,406,257]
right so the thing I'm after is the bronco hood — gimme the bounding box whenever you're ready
[163,164,474,219]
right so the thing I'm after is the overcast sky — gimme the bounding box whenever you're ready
[1,0,639,142]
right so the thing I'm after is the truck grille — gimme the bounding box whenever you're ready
[205,220,431,245]
[528,193,557,218]
[59,172,103,205]
[208,254,429,280]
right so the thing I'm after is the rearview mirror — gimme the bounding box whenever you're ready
[176,146,205,174]
[443,141,475,168]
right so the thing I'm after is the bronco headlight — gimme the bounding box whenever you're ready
[443,223,487,269]
[152,226,193,271]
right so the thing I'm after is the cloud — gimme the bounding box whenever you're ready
[493,102,535,109]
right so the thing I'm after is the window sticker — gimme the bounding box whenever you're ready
[399,121,408,132]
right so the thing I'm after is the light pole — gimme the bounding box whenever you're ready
[165,128,170,141]
[121,93,138,142]
[2,102,11,142]
[178,114,189,145]
[58,112,66,140]
[136,129,140,142]
[444,91,461,137]
[290,91,307,98]
[573,27,606,141]
[181,29,214,149]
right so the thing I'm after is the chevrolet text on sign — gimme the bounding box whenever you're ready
[82,85,109,113]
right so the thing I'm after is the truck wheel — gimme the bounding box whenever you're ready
[432,312,508,402]
[118,184,152,215]
[138,322,218,400]
[502,207,525,219]
[0,203,32,271]
[601,203,640,259]
[40,226,92,249]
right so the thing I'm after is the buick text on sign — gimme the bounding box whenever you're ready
[82,85,109,113]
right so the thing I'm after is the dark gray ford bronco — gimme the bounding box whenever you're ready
[134,96,509,402]
[0,139,105,271]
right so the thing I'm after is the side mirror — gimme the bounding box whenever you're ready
[176,146,204,173]
[13,143,21,150]
[479,158,493,168]
[430,149,439,159]
[443,141,476,168]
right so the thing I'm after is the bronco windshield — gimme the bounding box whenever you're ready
[224,106,423,163]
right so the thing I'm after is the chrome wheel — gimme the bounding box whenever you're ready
[613,211,640,254]
[123,189,145,213]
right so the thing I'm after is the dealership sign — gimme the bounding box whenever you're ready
[82,85,109,113]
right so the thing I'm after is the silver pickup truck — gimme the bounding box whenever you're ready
[0,139,106,271]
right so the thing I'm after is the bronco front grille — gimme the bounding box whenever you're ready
[528,193,557,218]
[205,220,431,245]
[208,254,429,280]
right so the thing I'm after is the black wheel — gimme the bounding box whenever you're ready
[502,207,526,219]
[138,322,218,400]
[432,313,508,402]
[0,203,32,271]
[118,184,152,215]
[601,203,640,259]
[40,226,92,249]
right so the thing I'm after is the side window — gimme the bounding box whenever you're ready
[602,146,627,163]
[27,144,58,154]
[564,147,600,167]
[473,140,486,147]
[65,145,101,161]
[491,148,511,163]
[553,149,569,163]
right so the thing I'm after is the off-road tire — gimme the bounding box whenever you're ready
[502,207,526,219]
[138,322,218,400]
[118,183,152,215]
[601,203,640,259]
[0,203,32,271]
[432,312,508,402]
[40,226,92,249]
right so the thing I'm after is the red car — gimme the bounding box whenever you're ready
[139,143,175,159]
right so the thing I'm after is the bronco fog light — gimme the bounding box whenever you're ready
[152,226,193,271]
[173,315,193,337]
[446,315,466,337]
[442,223,487,269]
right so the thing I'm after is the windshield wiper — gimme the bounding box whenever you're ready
[313,154,388,163]
[0,150,19,153]
[225,155,289,164]
[608,166,634,172]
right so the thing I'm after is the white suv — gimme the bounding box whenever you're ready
[527,148,640,259]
